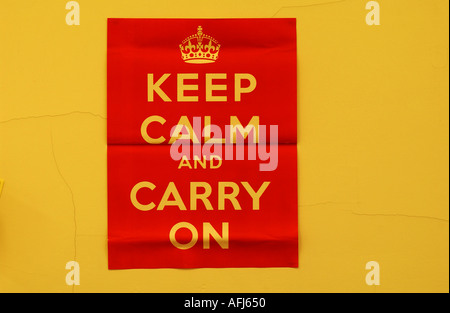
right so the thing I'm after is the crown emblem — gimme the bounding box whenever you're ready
[179,26,220,64]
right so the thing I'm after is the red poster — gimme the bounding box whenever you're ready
[107,18,298,268]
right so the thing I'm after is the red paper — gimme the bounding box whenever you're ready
[107,18,298,268]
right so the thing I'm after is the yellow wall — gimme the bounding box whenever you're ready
[0,0,448,292]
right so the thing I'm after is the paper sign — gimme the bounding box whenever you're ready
[107,18,298,268]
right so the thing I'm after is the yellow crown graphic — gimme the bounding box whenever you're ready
[179,26,220,64]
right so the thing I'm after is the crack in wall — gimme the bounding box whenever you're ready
[0,111,106,125]
[272,0,347,17]
[300,201,358,207]
[300,202,449,223]
[50,130,78,293]
[350,211,449,223]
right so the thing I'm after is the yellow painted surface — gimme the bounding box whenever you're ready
[0,0,448,292]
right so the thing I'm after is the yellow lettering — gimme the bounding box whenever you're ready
[148,74,171,102]
[169,222,198,249]
[190,182,213,210]
[206,73,227,102]
[130,181,156,211]
[241,181,270,210]
[169,116,200,144]
[177,73,198,102]
[203,222,229,249]
[230,116,259,143]
[218,182,242,210]
[157,182,187,210]
[235,73,257,101]
[141,115,166,144]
